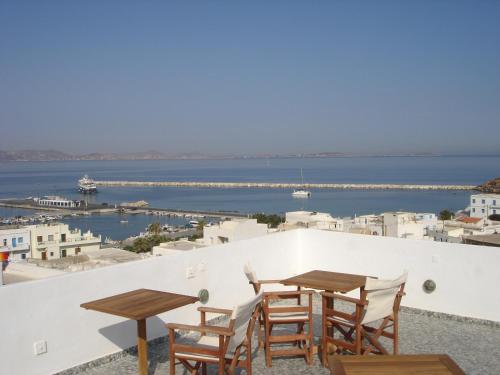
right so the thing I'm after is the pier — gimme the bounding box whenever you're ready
[95,180,477,191]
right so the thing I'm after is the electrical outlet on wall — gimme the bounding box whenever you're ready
[34,340,47,355]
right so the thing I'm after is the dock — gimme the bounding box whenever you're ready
[95,180,477,191]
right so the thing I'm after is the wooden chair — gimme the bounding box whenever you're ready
[321,272,407,360]
[244,264,314,367]
[166,290,263,375]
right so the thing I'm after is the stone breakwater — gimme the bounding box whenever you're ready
[95,181,476,191]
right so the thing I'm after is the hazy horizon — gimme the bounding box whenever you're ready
[1,1,499,155]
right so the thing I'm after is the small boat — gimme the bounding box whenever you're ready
[120,220,128,224]
[292,168,311,198]
[292,189,311,198]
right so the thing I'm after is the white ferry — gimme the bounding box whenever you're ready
[78,175,97,194]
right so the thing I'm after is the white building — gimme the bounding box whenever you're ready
[0,227,31,261]
[415,213,438,230]
[470,193,500,219]
[152,239,206,256]
[285,211,344,231]
[348,214,383,235]
[203,218,269,246]
[383,212,424,240]
[29,223,101,260]
[34,196,82,208]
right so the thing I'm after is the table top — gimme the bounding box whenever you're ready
[81,288,199,321]
[281,270,368,293]
[329,355,466,375]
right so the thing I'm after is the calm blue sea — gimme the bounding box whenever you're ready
[0,156,498,240]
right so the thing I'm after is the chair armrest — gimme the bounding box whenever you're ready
[166,323,234,337]
[197,306,233,315]
[321,291,367,305]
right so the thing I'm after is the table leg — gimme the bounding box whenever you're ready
[137,318,148,375]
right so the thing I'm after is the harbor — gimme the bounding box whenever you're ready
[94,180,477,191]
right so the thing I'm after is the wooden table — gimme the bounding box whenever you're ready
[81,289,199,375]
[329,354,467,375]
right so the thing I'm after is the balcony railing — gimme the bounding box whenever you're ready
[1,229,499,375]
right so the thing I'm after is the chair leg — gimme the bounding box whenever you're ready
[265,323,272,367]
[202,363,207,375]
[393,315,399,355]
[355,324,362,354]
[169,330,176,375]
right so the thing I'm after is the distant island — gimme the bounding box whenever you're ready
[0,149,441,162]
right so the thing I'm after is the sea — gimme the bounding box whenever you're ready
[0,156,498,241]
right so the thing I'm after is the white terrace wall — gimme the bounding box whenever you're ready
[0,230,301,375]
[298,229,500,322]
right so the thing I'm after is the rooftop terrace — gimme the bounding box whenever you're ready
[2,229,500,375]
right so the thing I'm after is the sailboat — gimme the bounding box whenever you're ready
[292,168,311,198]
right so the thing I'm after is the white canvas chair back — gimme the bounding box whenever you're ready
[243,263,258,284]
[361,272,407,325]
[227,290,263,353]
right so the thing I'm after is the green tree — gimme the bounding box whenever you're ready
[251,213,284,228]
[148,222,162,236]
[197,220,206,233]
[439,210,454,221]
[131,237,152,253]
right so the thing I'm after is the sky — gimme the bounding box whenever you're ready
[0,1,499,155]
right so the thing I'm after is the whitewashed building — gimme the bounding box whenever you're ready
[35,196,82,208]
[383,212,424,239]
[470,194,500,219]
[203,218,268,246]
[152,239,205,256]
[28,223,101,260]
[285,211,344,231]
[0,227,31,261]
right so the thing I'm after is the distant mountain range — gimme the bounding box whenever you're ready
[0,149,440,161]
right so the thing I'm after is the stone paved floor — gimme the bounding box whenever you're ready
[77,297,500,375]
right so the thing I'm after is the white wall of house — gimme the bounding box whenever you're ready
[285,211,344,231]
[29,223,101,260]
[1,229,500,374]
[383,212,424,239]
[0,227,31,261]
[203,218,268,245]
[470,193,500,219]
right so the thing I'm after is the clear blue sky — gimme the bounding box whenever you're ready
[1,1,499,155]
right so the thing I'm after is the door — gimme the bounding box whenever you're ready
[41,252,47,261]
[12,238,17,248]
[61,249,67,258]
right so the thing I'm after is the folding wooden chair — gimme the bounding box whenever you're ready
[244,264,313,367]
[167,290,263,375]
[321,272,407,360]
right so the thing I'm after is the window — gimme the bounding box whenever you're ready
[481,209,485,213]
[493,209,497,214]
[2,239,6,246]
[21,254,26,260]
[18,237,23,244]
[50,252,54,256]
[472,208,476,212]
[494,200,497,205]
[37,236,43,243]
[48,235,54,242]
[472,199,476,203]
[482,199,485,204]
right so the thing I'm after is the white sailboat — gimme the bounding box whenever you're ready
[292,168,311,198]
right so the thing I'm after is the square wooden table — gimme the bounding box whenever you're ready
[81,288,199,375]
[329,354,467,375]
[281,270,368,293]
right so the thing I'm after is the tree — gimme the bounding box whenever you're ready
[131,237,151,253]
[148,222,161,236]
[251,213,284,228]
[439,210,454,221]
[197,220,206,233]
